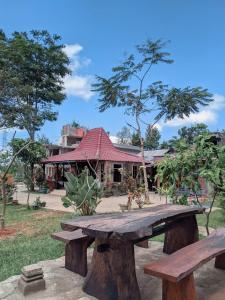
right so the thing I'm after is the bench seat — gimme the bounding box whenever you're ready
[144,228,225,300]
[51,229,87,243]
[51,229,94,277]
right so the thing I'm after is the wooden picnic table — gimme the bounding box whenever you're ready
[61,204,204,300]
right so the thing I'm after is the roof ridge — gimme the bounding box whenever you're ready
[95,128,103,159]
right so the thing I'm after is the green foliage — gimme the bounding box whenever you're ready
[157,134,225,234]
[0,30,70,139]
[10,138,46,191]
[34,166,45,188]
[177,123,208,144]
[160,123,209,148]
[131,132,141,146]
[71,120,81,128]
[62,168,102,215]
[145,125,161,149]
[32,196,46,210]
[10,138,46,166]
[93,39,212,124]
[157,134,225,203]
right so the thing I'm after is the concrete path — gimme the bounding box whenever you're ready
[15,184,166,213]
[1,242,225,300]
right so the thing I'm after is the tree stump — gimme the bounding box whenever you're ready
[163,216,199,254]
[83,238,141,300]
[162,274,196,300]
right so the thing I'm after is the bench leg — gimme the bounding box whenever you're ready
[215,253,225,269]
[162,274,196,300]
[65,237,94,277]
[163,216,199,254]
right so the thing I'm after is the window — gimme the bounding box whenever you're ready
[133,165,138,179]
[113,164,122,182]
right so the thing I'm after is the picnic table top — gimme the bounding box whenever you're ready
[61,204,204,240]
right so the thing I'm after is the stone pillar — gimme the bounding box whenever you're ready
[18,264,46,296]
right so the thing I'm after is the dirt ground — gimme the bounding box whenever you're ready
[15,184,166,213]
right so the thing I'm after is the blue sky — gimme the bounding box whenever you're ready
[1,0,225,144]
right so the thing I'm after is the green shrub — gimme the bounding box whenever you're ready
[62,168,102,215]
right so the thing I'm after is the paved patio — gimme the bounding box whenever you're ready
[15,184,167,213]
[1,242,225,300]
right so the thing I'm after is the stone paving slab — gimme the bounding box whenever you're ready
[1,242,225,300]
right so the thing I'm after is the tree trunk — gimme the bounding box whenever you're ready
[1,180,7,229]
[28,129,35,192]
[29,163,35,192]
[26,190,31,209]
[135,115,149,204]
[140,137,150,204]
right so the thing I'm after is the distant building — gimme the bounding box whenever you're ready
[113,143,141,154]
[138,149,174,191]
[43,128,144,192]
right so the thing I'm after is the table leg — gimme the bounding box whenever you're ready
[83,238,141,300]
[163,215,199,254]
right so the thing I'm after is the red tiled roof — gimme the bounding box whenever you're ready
[43,128,143,164]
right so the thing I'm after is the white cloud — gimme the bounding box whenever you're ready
[63,44,94,100]
[64,75,93,100]
[110,135,119,143]
[153,123,163,131]
[63,44,83,58]
[159,94,225,129]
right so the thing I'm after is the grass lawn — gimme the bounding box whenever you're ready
[197,209,225,229]
[0,204,75,282]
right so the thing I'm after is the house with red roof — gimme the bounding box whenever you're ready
[43,128,144,193]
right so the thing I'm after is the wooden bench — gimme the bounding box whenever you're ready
[51,229,94,277]
[144,228,225,300]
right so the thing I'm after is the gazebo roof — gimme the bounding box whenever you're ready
[43,128,144,164]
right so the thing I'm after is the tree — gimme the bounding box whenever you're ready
[0,30,70,190]
[145,125,161,149]
[160,123,208,149]
[131,132,141,146]
[71,120,81,128]
[0,137,33,229]
[93,39,213,203]
[177,123,208,144]
[117,126,131,144]
[10,138,46,193]
[157,134,225,235]
[38,134,51,145]
[0,30,70,140]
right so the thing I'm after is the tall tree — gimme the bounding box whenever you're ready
[0,30,70,190]
[117,126,131,144]
[145,125,161,149]
[0,29,70,139]
[93,39,213,203]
